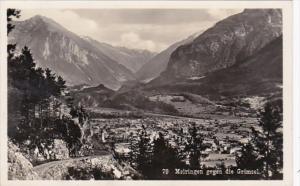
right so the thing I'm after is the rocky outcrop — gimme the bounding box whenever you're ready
[19,138,69,164]
[160,9,282,80]
[8,140,40,180]
[8,140,137,180]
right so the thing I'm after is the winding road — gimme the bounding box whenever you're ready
[33,153,113,179]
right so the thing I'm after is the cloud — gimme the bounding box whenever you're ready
[87,21,216,52]
[19,9,243,52]
[119,32,167,52]
[72,9,243,25]
[206,9,242,20]
[69,9,243,52]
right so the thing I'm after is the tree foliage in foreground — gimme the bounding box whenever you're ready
[131,127,185,179]
[236,100,283,179]
[7,9,83,159]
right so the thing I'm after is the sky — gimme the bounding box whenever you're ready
[19,9,243,52]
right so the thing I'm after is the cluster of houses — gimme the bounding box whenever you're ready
[89,115,257,168]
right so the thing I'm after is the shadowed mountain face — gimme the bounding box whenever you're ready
[136,32,201,83]
[157,9,282,82]
[203,35,283,97]
[9,15,138,90]
[82,36,156,73]
[147,35,282,98]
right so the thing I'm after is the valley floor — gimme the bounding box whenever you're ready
[87,107,257,169]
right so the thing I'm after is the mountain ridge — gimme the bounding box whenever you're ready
[145,35,282,99]
[9,15,147,90]
[136,31,202,82]
[81,36,156,73]
[157,9,282,82]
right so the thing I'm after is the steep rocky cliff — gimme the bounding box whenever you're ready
[191,35,283,97]
[147,35,283,98]
[159,9,282,80]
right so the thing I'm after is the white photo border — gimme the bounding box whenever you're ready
[0,1,294,186]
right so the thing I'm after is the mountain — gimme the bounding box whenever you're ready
[200,35,282,97]
[146,35,282,98]
[82,36,156,73]
[156,9,282,82]
[9,15,136,90]
[136,32,201,83]
[71,84,115,108]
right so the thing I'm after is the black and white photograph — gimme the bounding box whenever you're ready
[0,0,294,184]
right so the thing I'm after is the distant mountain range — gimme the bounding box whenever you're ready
[81,36,156,73]
[136,32,202,83]
[68,9,283,112]
[9,15,155,90]
[9,9,283,106]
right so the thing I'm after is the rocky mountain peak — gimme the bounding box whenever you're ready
[159,9,282,80]
[22,15,68,34]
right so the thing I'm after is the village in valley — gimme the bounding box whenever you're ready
[85,102,258,169]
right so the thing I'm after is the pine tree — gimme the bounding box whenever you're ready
[185,122,205,168]
[128,132,138,166]
[7,9,84,159]
[150,132,184,179]
[56,76,66,94]
[236,142,260,170]
[7,9,20,34]
[7,9,20,63]
[136,129,152,178]
[251,100,283,179]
